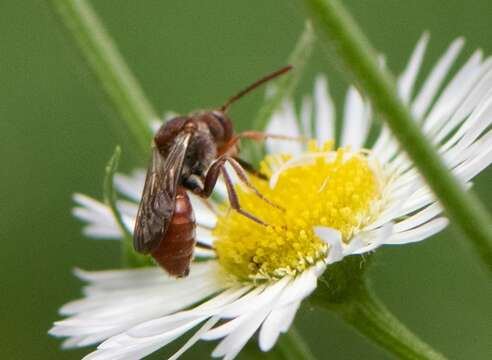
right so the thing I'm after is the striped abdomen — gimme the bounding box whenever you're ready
[151,187,196,277]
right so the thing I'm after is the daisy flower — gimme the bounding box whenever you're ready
[50,34,492,359]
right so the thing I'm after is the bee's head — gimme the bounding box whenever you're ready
[201,110,234,145]
[196,66,293,152]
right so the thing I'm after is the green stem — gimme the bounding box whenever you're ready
[311,250,445,359]
[337,286,446,360]
[244,21,315,164]
[276,326,317,360]
[47,0,156,156]
[253,21,315,131]
[303,0,492,273]
[48,0,156,268]
[103,146,152,267]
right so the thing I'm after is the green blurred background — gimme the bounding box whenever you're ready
[1,0,491,359]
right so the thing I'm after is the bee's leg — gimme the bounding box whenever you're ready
[223,157,283,211]
[220,167,268,226]
[191,156,281,211]
[232,156,267,180]
[189,158,268,226]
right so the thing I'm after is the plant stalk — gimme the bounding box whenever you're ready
[275,326,317,360]
[103,146,151,267]
[303,0,492,273]
[338,286,446,360]
[48,0,156,156]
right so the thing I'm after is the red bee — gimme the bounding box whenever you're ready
[133,66,292,277]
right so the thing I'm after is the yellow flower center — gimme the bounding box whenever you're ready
[213,143,384,282]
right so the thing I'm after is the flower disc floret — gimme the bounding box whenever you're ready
[214,145,384,281]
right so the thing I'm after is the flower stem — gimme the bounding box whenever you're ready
[276,326,317,360]
[311,256,445,359]
[303,0,492,274]
[338,286,446,360]
[48,0,156,268]
[103,146,152,267]
[253,21,315,131]
[244,21,315,164]
[47,0,156,156]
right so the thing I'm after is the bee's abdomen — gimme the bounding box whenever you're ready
[151,187,196,277]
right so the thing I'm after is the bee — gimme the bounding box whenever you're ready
[134,66,293,277]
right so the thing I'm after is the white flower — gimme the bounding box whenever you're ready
[50,34,492,359]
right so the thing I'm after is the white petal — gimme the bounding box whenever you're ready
[278,301,301,333]
[370,126,400,165]
[211,306,272,360]
[73,267,168,285]
[201,287,265,334]
[213,179,228,200]
[73,206,111,224]
[265,100,302,155]
[72,200,121,239]
[314,75,335,144]
[314,227,343,263]
[276,268,318,307]
[113,170,146,202]
[411,38,464,119]
[219,277,289,318]
[364,182,421,230]
[194,247,216,259]
[54,278,220,338]
[189,194,217,228]
[128,287,248,338]
[83,225,121,239]
[52,262,225,349]
[211,279,290,359]
[447,129,492,170]
[61,336,86,349]
[398,33,430,103]
[440,96,492,164]
[454,142,492,182]
[88,318,207,360]
[388,218,449,244]
[350,223,394,254]
[203,294,270,341]
[116,200,138,219]
[201,315,243,342]
[73,193,110,215]
[434,65,492,145]
[300,95,313,138]
[422,50,484,136]
[196,226,214,246]
[169,317,220,360]
[258,269,318,352]
[341,86,371,150]
[259,302,300,351]
[393,202,442,233]
[397,182,472,219]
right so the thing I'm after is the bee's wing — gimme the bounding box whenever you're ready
[133,132,192,253]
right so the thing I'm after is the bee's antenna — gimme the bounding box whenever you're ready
[220,65,293,112]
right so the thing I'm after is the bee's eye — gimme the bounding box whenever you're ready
[211,112,226,125]
[207,111,233,142]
